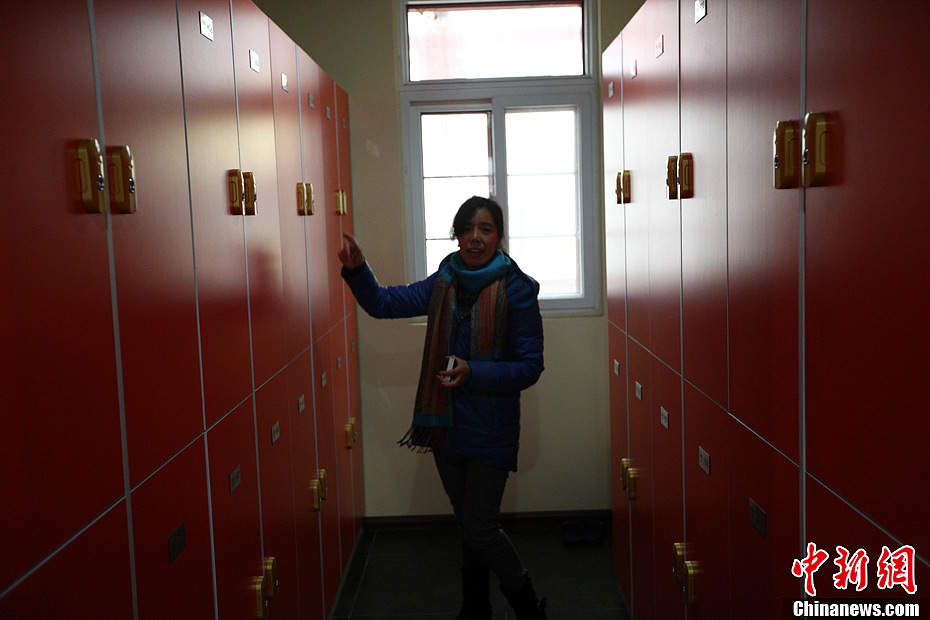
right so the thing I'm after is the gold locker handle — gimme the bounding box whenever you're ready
[683,560,698,605]
[310,480,321,511]
[228,169,244,215]
[308,182,315,215]
[297,182,308,216]
[666,156,678,200]
[263,557,279,600]
[620,457,631,490]
[678,153,694,199]
[672,542,685,584]
[74,138,106,213]
[318,469,328,500]
[106,145,137,214]
[616,170,631,204]
[802,112,829,187]
[627,467,638,501]
[252,576,269,619]
[346,421,355,449]
[243,171,257,215]
[773,120,799,189]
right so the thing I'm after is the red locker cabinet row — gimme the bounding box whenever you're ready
[1,1,363,619]
[604,0,927,617]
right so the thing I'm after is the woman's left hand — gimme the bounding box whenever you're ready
[438,355,471,388]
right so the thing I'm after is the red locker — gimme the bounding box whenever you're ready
[131,439,215,620]
[1,0,124,591]
[607,326,631,605]
[726,0,801,461]
[312,335,343,614]
[269,21,312,361]
[232,0,287,387]
[627,340,656,620]
[320,71,346,332]
[206,400,265,620]
[94,0,203,486]
[727,423,800,618]
[297,50,332,341]
[287,350,325,620]
[0,503,133,619]
[806,476,921,601]
[804,0,930,555]
[330,321,357,567]
[682,384,730,619]
[255,370,299,619]
[651,358,684,620]
[335,83,355,318]
[679,0,728,408]
[177,0,251,427]
[345,312,366,537]
[603,34,627,331]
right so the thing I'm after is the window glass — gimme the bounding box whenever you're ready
[407,2,584,82]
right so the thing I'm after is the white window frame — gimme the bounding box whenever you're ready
[398,0,602,315]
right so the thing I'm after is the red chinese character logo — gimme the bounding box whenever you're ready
[877,545,917,594]
[833,546,870,591]
[792,542,830,596]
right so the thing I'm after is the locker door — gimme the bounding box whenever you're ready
[132,439,215,620]
[607,326,631,605]
[177,0,251,427]
[651,358,684,620]
[682,384,731,618]
[643,0,681,371]
[94,0,203,486]
[312,335,343,614]
[320,71,344,333]
[603,33,627,331]
[335,83,355,318]
[255,370,299,619]
[805,0,930,555]
[806,476,921,601]
[287,350,325,620]
[679,0,728,408]
[620,9,650,348]
[206,400,264,620]
[727,423,800,618]
[627,340,655,620]
[298,50,332,341]
[0,504,133,619]
[1,0,123,592]
[269,22,311,360]
[232,0,286,386]
[726,0,801,461]
[330,321,357,567]
[345,312,365,538]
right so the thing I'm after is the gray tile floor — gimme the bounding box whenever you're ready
[332,515,631,619]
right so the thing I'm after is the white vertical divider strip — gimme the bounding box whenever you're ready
[172,0,219,616]
[798,0,809,596]
[85,0,139,617]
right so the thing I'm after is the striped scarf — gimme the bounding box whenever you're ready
[398,251,511,451]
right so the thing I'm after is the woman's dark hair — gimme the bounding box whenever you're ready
[450,196,505,240]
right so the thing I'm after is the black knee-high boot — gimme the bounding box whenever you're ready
[501,575,547,620]
[454,566,492,620]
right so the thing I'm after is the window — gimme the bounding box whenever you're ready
[399,0,600,314]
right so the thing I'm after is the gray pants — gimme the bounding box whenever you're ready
[433,452,527,591]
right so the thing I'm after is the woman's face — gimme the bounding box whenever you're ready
[456,207,502,269]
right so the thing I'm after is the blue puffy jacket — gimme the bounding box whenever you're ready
[342,253,544,471]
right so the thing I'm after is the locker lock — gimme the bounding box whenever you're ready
[252,576,269,619]
[263,557,279,600]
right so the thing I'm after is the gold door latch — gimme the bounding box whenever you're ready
[243,171,257,215]
[297,182,315,215]
[802,112,829,187]
[263,556,279,601]
[251,575,269,619]
[773,120,798,189]
[683,560,698,604]
[346,417,358,449]
[666,155,679,200]
[229,169,244,215]
[74,138,107,214]
[620,457,631,490]
[335,189,348,215]
[318,468,328,500]
[678,153,694,199]
[627,467,639,500]
[310,480,321,511]
[616,170,631,204]
[672,542,686,584]
[106,145,137,214]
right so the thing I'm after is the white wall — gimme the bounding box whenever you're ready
[256,0,611,517]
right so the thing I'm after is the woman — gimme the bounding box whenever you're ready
[338,196,546,620]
